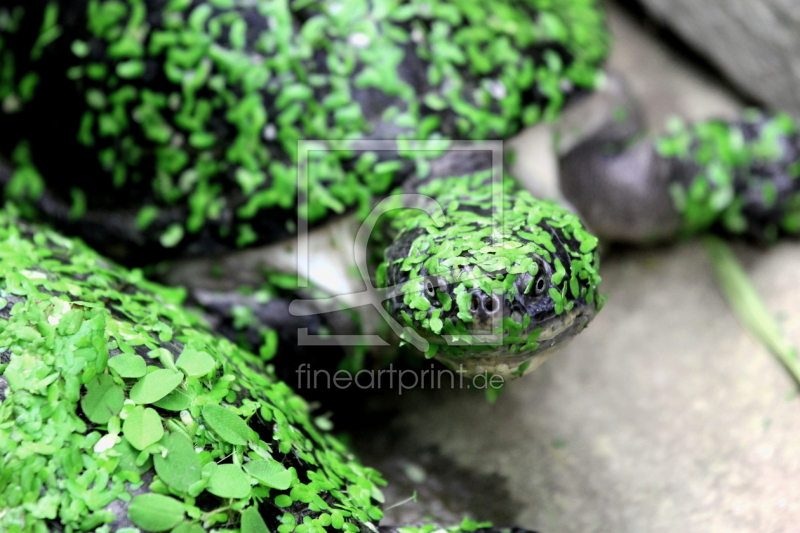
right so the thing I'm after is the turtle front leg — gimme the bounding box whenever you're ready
[557,72,800,244]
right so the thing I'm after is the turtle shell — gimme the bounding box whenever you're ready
[0,0,608,265]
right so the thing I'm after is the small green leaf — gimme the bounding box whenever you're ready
[136,205,160,230]
[81,374,124,424]
[460,517,492,532]
[161,224,185,248]
[176,348,216,376]
[485,384,503,403]
[57,308,84,335]
[113,438,153,475]
[171,522,206,533]
[123,406,164,450]
[154,388,194,411]
[202,404,251,445]
[117,60,145,79]
[171,523,206,533]
[240,506,270,533]
[244,458,292,490]
[314,415,333,431]
[206,463,251,499]
[579,234,599,253]
[456,290,473,322]
[130,369,184,404]
[108,353,147,378]
[274,495,292,507]
[154,432,202,492]
[128,493,185,531]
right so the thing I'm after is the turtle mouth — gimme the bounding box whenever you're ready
[432,302,595,378]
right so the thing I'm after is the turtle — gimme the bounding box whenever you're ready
[0,208,542,532]
[2,0,800,531]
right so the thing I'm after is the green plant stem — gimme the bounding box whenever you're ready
[703,235,800,386]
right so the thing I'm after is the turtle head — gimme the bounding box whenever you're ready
[383,193,603,378]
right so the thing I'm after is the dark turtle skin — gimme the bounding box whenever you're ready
[558,80,800,244]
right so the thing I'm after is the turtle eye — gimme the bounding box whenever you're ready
[534,275,547,295]
[524,273,548,296]
[425,279,436,297]
[425,276,447,298]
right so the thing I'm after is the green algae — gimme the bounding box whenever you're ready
[0,208,385,532]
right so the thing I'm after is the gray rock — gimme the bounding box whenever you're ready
[634,0,800,115]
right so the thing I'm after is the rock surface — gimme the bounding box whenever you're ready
[354,4,800,533]
[633,0,800,116]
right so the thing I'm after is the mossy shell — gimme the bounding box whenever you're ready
[0,208,385,532]
[0,0,609,263]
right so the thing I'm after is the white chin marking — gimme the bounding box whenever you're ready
[436,338,576,379]
[437,308,584,378]
[437,346,554,379]
[536,308,581,342]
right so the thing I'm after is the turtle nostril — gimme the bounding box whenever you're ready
[469,291,502,315]
[483,294,501,314]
